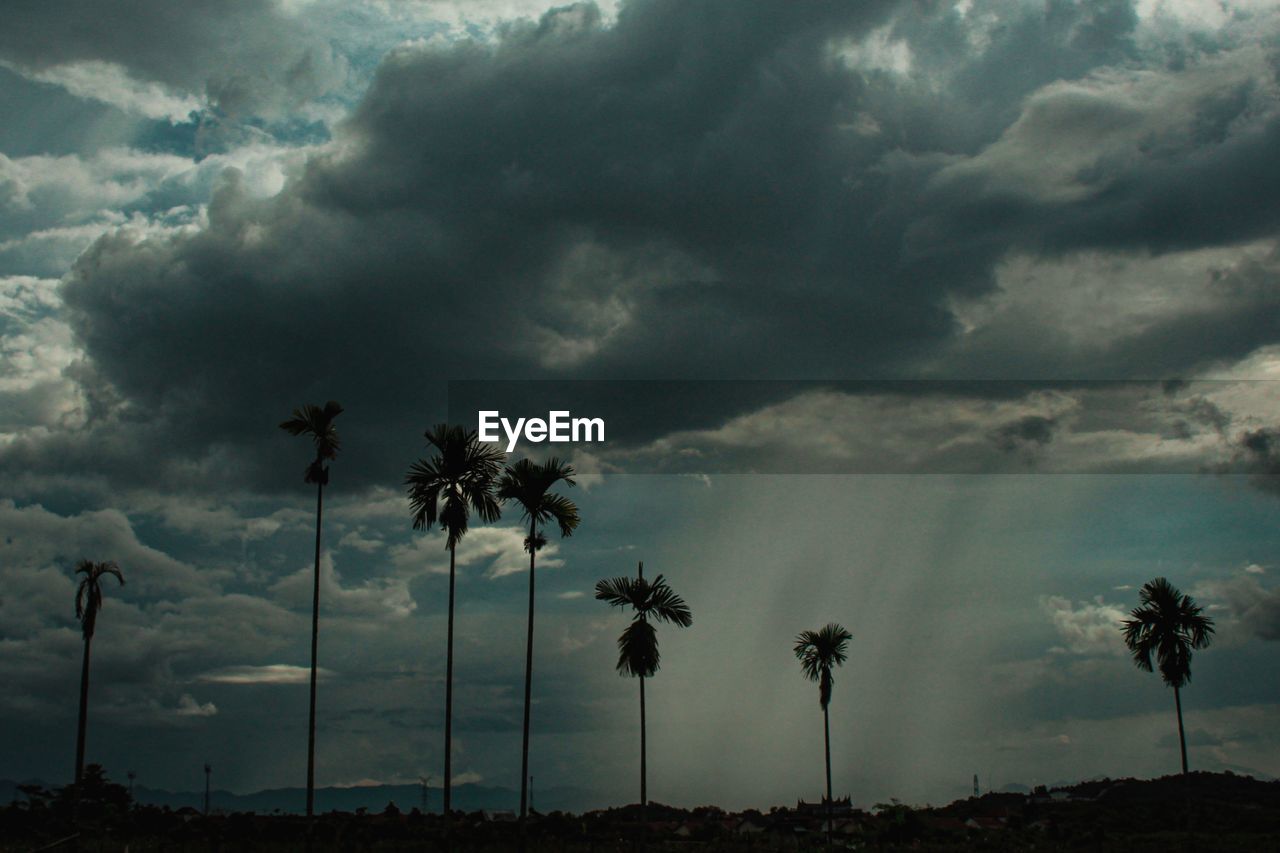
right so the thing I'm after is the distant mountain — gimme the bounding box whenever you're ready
[1,778,604,816]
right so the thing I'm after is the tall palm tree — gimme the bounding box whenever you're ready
[496,458,579,822]
[1121,577,1214,775]
[794,622,852,850]
[279,399,343,818]
[73,560,124,792]
[595,562,692,836]
[405,424,504,821]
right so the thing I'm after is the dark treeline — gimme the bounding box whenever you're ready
[5,765,1280,852]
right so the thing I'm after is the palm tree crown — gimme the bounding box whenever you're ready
[1122,577,1214,689]
[279,400,344,484]
[496,457,580,548]
[75,560,125,639]
[794,623,852,710]
[406,424,505,548]
[595,574,693,677]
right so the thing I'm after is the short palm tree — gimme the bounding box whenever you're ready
[595,563,692,824]
[1121,577,1214,774]
[279,400,343,818]
[496,458,579,821]
[795,622,852,850]
[73,560,124,793]
[405,424,504,820]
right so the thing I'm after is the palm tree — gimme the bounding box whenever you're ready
[279,399,343,818]
[595,563,692,837]
[1121,577,1214,774]
[405,424,504,821]
[794,622,853,850]
[496,458,579,822]
[73,560,125,792]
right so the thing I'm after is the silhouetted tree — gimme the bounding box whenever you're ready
[497,458,579,824]
[279,400,343,818]
[795,623,852,851]
[73,560,124,793]
[595,563,692,832]
[405,424,504,822]
[60,763,131,820]
[1122,577,1214,774]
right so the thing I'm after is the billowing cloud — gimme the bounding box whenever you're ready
[197,664,328,685]
[1042,595,1128,657]
[389,525,563,579]
[0,1,351,120]
[0,0,1269,499]
[1197,574,1280,642]
[174,693,218,717]
[0,499,217,598]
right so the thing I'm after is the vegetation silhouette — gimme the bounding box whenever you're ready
[794,622,852,850]
[9,765,1280,851]
[278,400,343,819]
[496,457,580,831]
[405,424,505,825]
[1121,577,1215,775]
[595,562,692,846]
[73,560,125,797]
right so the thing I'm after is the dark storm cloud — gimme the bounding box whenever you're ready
[11,0,1279,493]
[1229,426,1280,498]
[1198,574,1280,643]
[991,414,1057,451]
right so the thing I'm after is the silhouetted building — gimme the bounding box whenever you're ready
[795,796,852,815]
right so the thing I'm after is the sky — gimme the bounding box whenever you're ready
[3,0,1280,811]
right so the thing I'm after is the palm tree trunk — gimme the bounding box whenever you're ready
[640,672,648,853]
[823,704,833,851]
[306,479,324,819]
[1174,685,1188,775]
[74,633,92,787]
[444,543,456,825]
[519,518,537,821]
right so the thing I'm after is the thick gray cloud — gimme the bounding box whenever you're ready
[1198,573,1280,642]
[11,0,1270,497]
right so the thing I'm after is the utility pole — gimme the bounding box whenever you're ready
[420,776,430,814]
[203,763,211,815]
[973,773,979,798]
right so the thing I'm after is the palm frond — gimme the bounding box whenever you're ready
[646,576,692,627]
[539,492,580,538]
[597,568,691,678]
[794,623,852,709]
[405,425,504,548]
[618,618,659,677]
[1121,577,1214,689]
[497,458,579,538]
[595,576,645,609]
[524,531,547,553]
[73,560,124,639]
[280,401,344,470]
